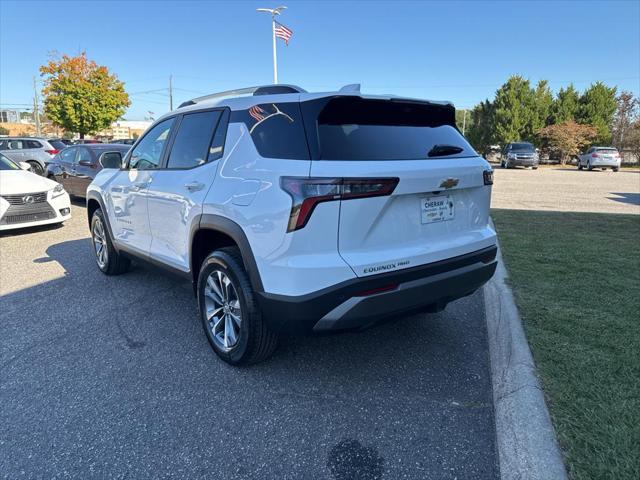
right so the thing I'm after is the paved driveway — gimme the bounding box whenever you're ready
[491,166,640,214]
[0,203,498,479]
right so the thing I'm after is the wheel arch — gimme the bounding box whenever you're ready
[191,214,264,293]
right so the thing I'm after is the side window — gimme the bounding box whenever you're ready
[232,103,310,159]
[77,147,92,164]
[8,140,24,150]
[60,147,76,163]
[166,110,222,169]
[209,109,229,161]
[25,140,42,149]
[0,140,7,150]
[129,118,174,170]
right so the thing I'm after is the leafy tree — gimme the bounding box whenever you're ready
[626,120,640,164]
[531,80,553,133]
[577,81,617,144]
[466,100,495,155]
[537,121,598,164]
[0,126,9,135]
[492,75,536,144]
[611,91,639,151]
[40,52,130,139]
[551,84,580,124]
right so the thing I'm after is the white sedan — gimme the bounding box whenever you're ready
[0,153,71,231]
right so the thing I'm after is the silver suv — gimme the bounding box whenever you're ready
[0,137,67,176]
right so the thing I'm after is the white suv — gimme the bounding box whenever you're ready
[87,85,497,365]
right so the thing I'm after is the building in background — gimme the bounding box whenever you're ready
[96,120,152,141]
[0,109,21,124]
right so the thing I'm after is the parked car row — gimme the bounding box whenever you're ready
[499,142,622,171]
[0,137,137,176]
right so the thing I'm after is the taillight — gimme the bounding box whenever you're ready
[45,149,59,155]
[281,177,399,232]
[592,153,599,158]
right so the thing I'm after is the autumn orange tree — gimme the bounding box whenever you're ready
[40,53,130,138]
[537,121,598,164]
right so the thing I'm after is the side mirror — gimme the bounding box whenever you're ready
[78,159,94,167]
[19,161,31,171]
[99,151,123,169]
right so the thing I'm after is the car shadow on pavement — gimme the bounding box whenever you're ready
[2,237,496,479]
[608,192,640,206]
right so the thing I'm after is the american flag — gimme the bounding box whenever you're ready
[274,21,293,45]
[249,105,266,122]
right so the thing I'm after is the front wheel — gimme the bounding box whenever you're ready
[198,247,278,366]
[613,167,619,172]
[578,161,583,170]
[587,161,593,171]
[91,208,130,275]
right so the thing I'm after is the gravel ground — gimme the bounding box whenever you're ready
[0,202,498,479]
[491,166,640,214]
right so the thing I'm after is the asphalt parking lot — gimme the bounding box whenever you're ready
[491,166,640,214]
[0,202,498,479]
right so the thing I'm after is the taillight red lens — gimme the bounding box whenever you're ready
[45,149,59,155]
[592,153,599,158]
[281,177,399,232]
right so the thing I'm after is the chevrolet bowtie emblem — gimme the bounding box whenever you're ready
[439,178,459,189]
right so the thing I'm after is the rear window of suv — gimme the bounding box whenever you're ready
[231,103,310,160]
[303,97,476,161]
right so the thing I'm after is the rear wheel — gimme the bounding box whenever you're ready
[27,161,44,176]
[587,161,593,171]
[578,161,583,170]
[198,247,278,366]
[613,167,619,172]
[91,208,130,275]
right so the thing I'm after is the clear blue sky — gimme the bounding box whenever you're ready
[1,0,639,120]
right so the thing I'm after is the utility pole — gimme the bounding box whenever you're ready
[33,76,41,136]
[169,75,173,110]
[257,6,287,84]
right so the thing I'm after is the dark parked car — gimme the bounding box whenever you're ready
[45,144,130,198]
[111,138,137,145]
[500,142,539,169]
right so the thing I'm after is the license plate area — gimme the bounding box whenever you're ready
[421,195,454,224]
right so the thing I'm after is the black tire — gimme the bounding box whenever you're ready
[532,166,538,170]
[613,167,619,172]
[587,161,593,171]
[197,247,278,366]
[27,161,44,176]
[578,162,583,170]
[90,208,130,275]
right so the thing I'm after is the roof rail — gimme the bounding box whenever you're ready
[177,84,307,108]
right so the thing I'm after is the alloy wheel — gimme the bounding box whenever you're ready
[204,270,242,351]
[92,218,108,268]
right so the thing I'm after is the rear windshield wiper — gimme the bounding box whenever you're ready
[427,144,464,157]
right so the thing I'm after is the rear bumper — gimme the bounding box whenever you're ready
[590,159,619,168]
[257,245,498,334]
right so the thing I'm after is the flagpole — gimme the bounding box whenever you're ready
[272,15,278,84]
[257,6,287,85]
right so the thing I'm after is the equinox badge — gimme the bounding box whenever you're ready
[439,178,459,189]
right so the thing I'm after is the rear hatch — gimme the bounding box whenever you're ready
[301,95,495,277]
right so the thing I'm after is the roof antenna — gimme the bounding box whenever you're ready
[338,83,361,93]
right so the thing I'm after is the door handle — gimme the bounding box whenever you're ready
[131,181,149,192]
[184,182,205,192]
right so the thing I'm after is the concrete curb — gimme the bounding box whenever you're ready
[484,234,568,480]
